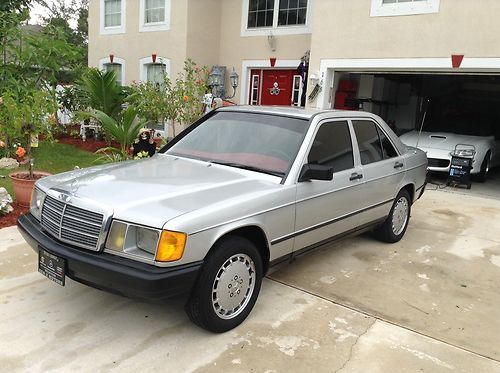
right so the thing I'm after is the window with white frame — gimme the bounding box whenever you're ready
[104,63,123,85]
[146,63,167,85]
[291,75,302,106]
[104,0,122,27]
[145,0,165,23]
[100,0,126,34]
[278,0,308,26]
[370,0,439,17]
[250,74,260,105]
[140,0,170,32]
[99,57,126,85]
[242,0,311,36]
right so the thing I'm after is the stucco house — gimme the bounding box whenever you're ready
[88,0,500,137]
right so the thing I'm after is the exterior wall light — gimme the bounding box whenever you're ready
[208,66,239,99]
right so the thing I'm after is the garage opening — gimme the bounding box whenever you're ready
[332,72,500,195]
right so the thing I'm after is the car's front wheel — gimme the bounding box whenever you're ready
[375,189,411,243]
[476,151,491,182]
[185,236,263,333]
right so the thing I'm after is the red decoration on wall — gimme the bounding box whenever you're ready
[270,57,276,67]
[152,53,157,63]
[109,54,114,63]
[452,54,464,68]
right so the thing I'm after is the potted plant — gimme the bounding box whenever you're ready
[1,89,55,206]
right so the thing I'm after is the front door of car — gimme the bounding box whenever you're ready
[351,119,405,226]
[293,120,365,251]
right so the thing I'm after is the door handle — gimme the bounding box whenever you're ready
[394,162,404,169]
[349,172,363,181]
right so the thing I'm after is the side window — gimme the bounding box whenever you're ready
[308,120,354,172]
[377,128,398,159]
[352,120,383,165]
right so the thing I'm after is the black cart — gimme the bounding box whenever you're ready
[447,144,475,189]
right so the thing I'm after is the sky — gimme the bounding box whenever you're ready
[28,1,79,28]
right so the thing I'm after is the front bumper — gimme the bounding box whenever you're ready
[17,213,202,302]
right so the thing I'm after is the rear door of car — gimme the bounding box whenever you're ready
[292,119,366,252]
[350,119,405,226]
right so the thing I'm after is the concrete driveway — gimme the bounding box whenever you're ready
[1,189,500,372]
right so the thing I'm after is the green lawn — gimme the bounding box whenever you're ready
[0,142,104,198]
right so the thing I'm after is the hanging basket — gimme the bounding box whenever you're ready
[9,171,51,207]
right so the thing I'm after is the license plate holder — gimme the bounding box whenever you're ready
[38,248,66,286]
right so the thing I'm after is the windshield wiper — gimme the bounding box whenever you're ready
[209,161,285,177]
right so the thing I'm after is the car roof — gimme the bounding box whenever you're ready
[218,105,379,120]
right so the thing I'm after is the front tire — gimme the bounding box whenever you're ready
[476,151,491,182]
[375,189,411,243]
[185,236,263,333]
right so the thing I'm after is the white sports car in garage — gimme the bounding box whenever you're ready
[400,130,500,180]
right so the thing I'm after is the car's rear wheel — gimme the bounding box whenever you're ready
[185,236,263,333]
[476,151,491,182]
[375,189,411,243]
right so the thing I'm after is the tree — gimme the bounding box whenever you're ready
[129,59,208,138]
[34,0,88,65]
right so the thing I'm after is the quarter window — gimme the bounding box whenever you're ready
[104,0,122,27]
[145,0,165,23]
[378,129,398,159]
[308,121,354,173]
[352,120,384,165]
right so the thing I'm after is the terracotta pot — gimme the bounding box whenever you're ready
[10,171,52,207]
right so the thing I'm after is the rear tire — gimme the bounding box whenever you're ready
[185,236,263,333]
[375,189,411,243]
[476,151,491,182]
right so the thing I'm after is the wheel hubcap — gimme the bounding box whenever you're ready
[392,197,409,236]
[212,254,256,320]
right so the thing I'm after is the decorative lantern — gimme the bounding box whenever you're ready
[229,68,239,90]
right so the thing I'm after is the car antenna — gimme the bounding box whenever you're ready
[415,98,430,149]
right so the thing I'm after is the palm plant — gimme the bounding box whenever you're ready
[79,68,124,120]
[88,106,147,160]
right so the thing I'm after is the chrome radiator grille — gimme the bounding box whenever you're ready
[41,195,104,250]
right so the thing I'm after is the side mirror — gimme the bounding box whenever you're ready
[299,164,334,182]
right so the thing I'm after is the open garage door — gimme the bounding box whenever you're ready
[332,72,500,195]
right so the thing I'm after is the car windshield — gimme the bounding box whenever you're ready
[163,111,309,176]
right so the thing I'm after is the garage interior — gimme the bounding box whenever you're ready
[333,72,500,196]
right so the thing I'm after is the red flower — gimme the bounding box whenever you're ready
[183,95,189,102]
[16,146,26,158]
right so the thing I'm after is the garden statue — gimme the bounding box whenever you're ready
[132,128,156,158]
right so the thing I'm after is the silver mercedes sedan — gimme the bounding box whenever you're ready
[18,106,427,332]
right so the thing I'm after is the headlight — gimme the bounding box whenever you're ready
[105,220,186,263]
[30,188,45,221]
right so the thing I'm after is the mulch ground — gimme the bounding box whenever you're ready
[57,136,120,153]
[1,135,121,229]
[0,202,29,229]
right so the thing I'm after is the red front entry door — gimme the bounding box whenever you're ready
[260,70,294,106]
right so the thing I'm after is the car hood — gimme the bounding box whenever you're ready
[399,131,494,151]
[36,154,281,228]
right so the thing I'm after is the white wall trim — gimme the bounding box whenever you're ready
[240,0,313,37]
[139,0,171,32]
[99,56,126,85]
[139,56,171,82]
[239,59,301,104]
[370,0,440,17]
[314,57,500,109]
[100,0,127,35]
